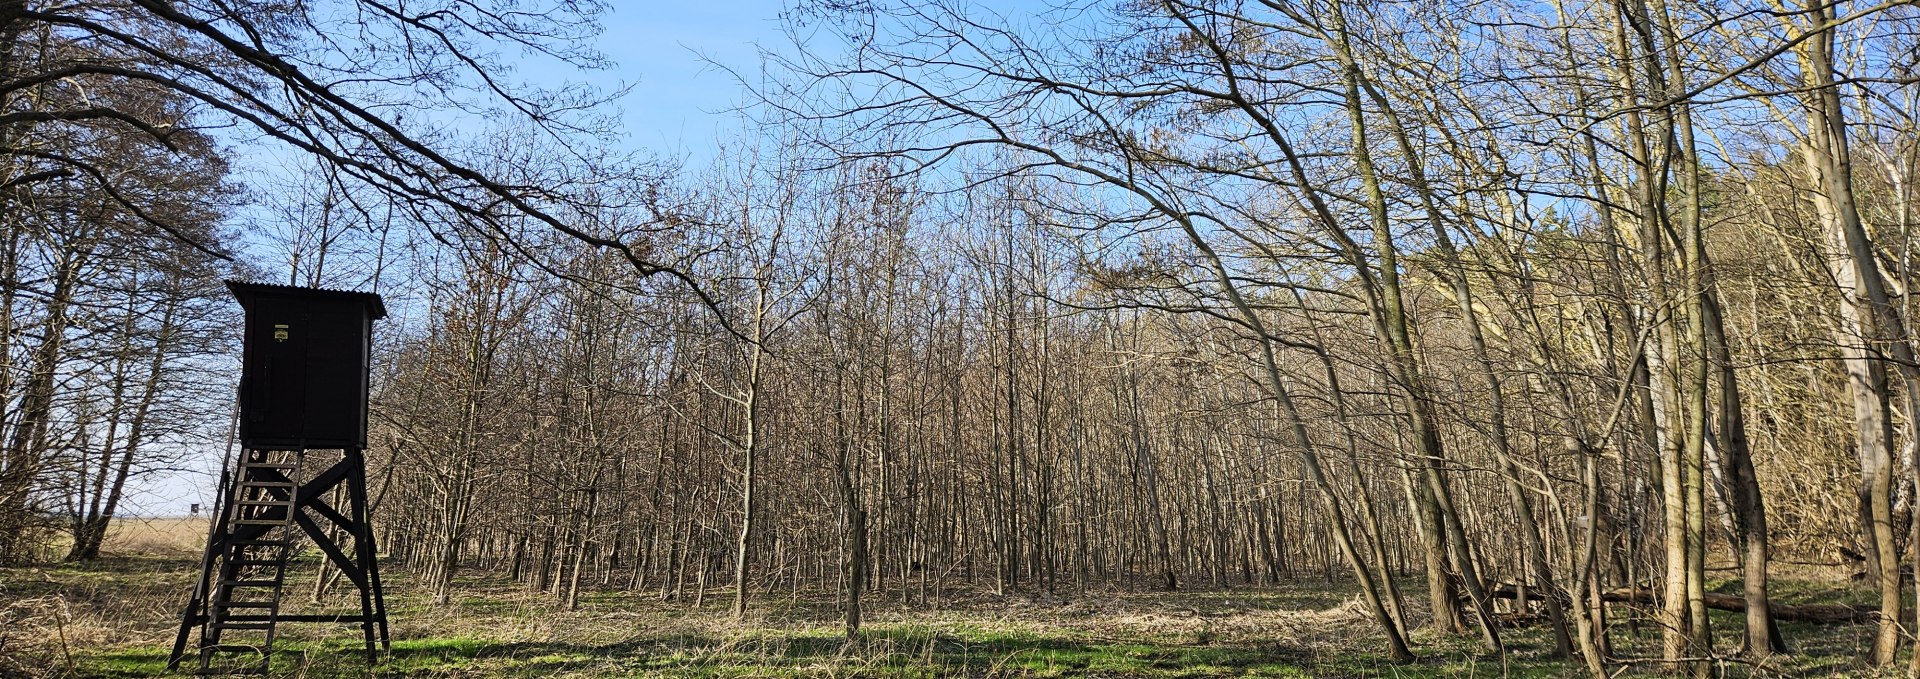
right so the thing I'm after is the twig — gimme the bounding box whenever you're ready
[54,599,76,675]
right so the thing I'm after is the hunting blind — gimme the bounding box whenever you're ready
[231,282,383,449]
[170,282,391,674]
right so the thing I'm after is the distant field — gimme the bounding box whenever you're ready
[101,518,209,556]
[15,517,210,562]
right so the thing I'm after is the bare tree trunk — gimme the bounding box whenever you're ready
[1321,7,1501,647]
[732,325,765,619]
[1703,295,1785,654]
[1791,5,1907,662]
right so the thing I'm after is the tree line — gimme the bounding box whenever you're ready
[7,1,1920,677]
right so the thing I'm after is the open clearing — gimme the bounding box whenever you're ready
[0,535,1909,678]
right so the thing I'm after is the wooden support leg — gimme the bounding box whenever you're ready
[349,449,380,665]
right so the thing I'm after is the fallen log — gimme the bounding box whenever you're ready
[1485,583,1873,624]
[1598,588,1872,624]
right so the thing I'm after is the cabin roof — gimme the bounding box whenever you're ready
[225,280,388,320]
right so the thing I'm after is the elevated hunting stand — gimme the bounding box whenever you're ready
[169,282,390,674]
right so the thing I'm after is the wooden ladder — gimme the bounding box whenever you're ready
[198,449,303,675]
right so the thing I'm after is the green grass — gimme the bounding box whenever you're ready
[4,556,1912,677]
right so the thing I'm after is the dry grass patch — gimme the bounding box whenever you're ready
[1,556,1912,677]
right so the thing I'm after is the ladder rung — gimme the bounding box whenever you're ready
[225,559,284,568]
[225,539,288,547]
[214,602,280,610]
[237,498,293,506]
[225,542,288,552]
[245,481,297,489]
[211,621,276,631]
[232,519,291,527]
[227,545,285,552]
[244,460,298,468]
[215,601,279,609]
[218,579,283,588]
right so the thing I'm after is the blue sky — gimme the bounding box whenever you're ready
[587,2,798,162]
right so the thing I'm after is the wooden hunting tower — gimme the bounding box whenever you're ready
[170,282,391,674]
[230,281,384,449]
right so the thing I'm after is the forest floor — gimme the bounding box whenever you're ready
[0,522,1910,677]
